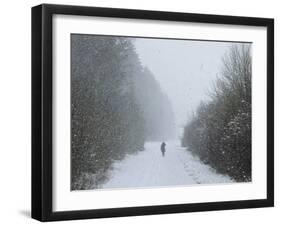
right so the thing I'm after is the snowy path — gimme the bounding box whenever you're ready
[101,140,232,189]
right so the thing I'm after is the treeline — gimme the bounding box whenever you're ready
[181,45,252,182]
[71,35,174,190]
[134,67,175,141]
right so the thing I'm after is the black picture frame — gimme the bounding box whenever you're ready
[32,3,274,222]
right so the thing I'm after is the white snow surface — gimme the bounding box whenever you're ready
[101,140,233,189]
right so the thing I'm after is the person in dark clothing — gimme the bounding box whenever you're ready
[160,142,166,157]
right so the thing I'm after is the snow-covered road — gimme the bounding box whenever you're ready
[101,140,233,189]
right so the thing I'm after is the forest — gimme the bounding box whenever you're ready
[181,44,252,182]
[71,35,175,190]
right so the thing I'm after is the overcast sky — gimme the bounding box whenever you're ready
[135,38,232,136]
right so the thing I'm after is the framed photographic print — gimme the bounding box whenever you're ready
[31,4,274,221]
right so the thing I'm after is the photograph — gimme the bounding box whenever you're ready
[31,3,274,221]
[71,34,252,191]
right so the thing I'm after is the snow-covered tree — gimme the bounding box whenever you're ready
[71,35,146,189]
[182,44,252,182]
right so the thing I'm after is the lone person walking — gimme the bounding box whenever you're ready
[160,142,166,157]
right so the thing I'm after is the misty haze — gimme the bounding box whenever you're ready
[71,34,252,190]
